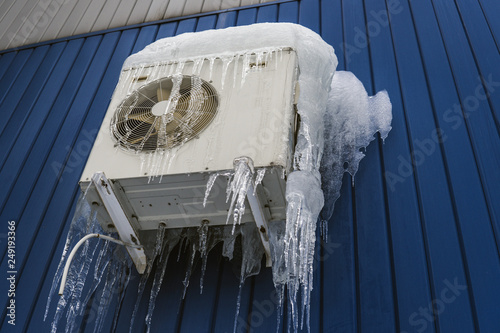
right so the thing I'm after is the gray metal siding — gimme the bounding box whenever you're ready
[0,0,279,51]
[0,0,499,332]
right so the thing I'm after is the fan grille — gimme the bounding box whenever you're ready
[111,75,219,152]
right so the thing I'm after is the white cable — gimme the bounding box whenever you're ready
[58,233,142,296]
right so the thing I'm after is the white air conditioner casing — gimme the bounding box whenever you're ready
[80,48,298,239]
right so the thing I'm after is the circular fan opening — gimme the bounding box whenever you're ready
[111,75,219,152]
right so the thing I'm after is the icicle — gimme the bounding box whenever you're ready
[274,284,285,333]
[274,49,279,71]
[129,271,150,331]
[232,55,239,89]
[255,52,263,71]
[154,74,182,151]
[280,171,323,333]
[182,243,197,299]
[183,75,204,130]
[145,228,182,332]
[240,223,265,280]
[175,60,185,74]
[220,56,233,90]
[209,57,215,81]
[111,264,132,332]
[222,226,238,260]
[225,159,253,234]
[232,280,245,333]
[192,58,204,76]
[148,63,161,84]
[93,260,120,333]
[81,241,113,315]
[198,221,209,293]
[232,223,265,332]
[241,53,251,87]
[203,173,220,207]
[253,168,266,194]
[139,154,147,176]
[145,249,170,333]
[177,237,186,262]
[320,219,329,242]
[204,171,233,207]
[142,146,179,182]
[129,226,167,333]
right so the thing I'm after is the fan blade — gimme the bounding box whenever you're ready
[128,128,158,145]
[127,112,156,125]
[157,87,171,102]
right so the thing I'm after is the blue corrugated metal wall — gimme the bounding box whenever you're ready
[1,0,499,332]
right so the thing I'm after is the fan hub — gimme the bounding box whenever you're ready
[151,100,173,117]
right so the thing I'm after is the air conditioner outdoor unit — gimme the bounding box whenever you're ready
[79,32,299,273]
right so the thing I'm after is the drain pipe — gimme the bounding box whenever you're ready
[58,233,142,296]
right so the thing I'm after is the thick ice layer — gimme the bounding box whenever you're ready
[320,71,392,222]
[45,193,133,333]
[129,225,169,333]
[46,187,266,332]
[279,172,324,332]
[123,23,336,74]
[266,70,391,332]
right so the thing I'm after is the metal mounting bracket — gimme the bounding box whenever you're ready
[92,172,147,274]
[247,182,272,267]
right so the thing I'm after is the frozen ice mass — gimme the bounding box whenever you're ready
[46,23,392,333]
[320,71,392,226]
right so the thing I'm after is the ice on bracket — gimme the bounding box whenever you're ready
[129,224,169,333]
[46,188,255,333]
[44,190,133,333]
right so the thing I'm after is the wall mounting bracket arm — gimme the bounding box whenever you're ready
[247,182,272,267]
[92,172,147,274]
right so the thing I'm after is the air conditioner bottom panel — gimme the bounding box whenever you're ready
[79,168,286,233]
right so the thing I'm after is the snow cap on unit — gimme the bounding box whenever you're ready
[123,23,337,72]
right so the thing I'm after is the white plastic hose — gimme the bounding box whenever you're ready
[58,233,142,296]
